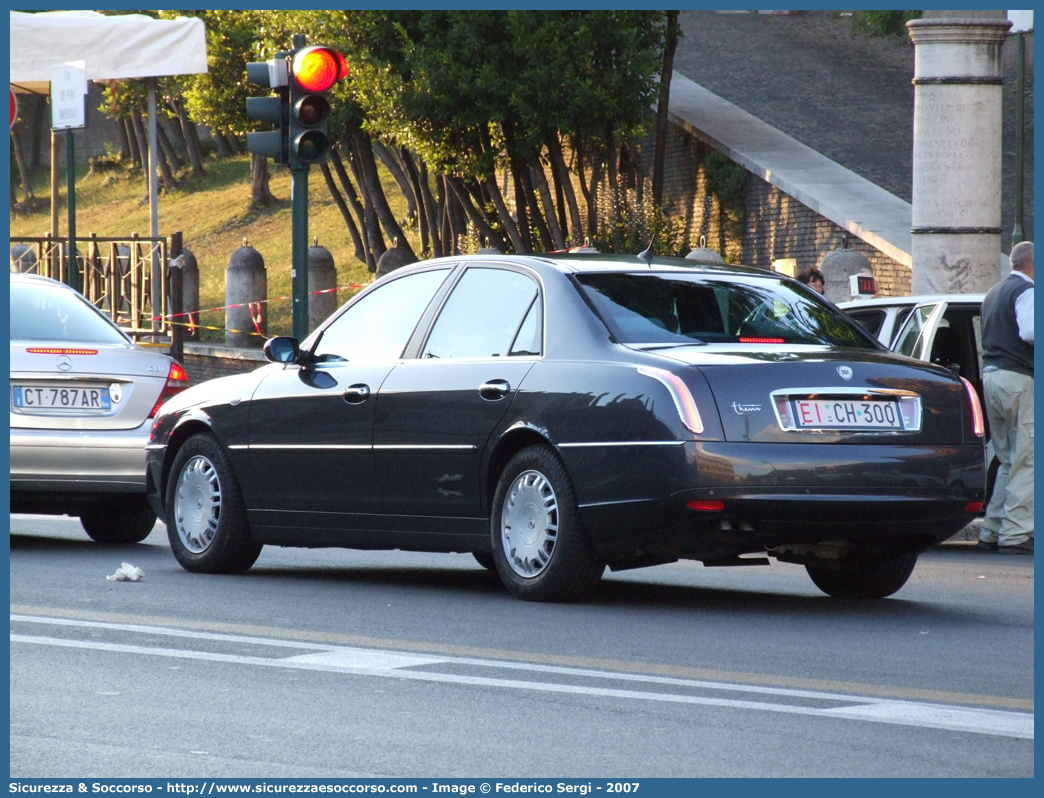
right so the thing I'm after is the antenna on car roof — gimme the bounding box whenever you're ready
[638,238,654,268]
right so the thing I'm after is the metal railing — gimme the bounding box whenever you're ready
[10,233,182,343]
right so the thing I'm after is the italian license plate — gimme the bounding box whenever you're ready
[794,399,902,429]
[12,385,111,411]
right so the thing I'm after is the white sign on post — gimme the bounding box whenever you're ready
[50,60,87,130]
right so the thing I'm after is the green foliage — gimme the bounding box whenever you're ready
[703,149,746,212]
[851,10,921,39]
[591,180,683,256]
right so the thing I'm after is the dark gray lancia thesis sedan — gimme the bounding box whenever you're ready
[146,254,986,602]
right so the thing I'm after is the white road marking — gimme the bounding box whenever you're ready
[11,615,1033,740]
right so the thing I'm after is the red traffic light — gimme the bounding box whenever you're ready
[291,46,347,93]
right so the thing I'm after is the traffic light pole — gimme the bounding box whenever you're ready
[291,162,310,341]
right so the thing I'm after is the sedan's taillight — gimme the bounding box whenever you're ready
[637,366,704,434]
[959,376,985,438]
[149,361,190,418]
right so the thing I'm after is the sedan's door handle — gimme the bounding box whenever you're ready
[343,384,371,404]
[478,379,511,401]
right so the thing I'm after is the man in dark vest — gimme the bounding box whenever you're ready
[978,241,1034,554]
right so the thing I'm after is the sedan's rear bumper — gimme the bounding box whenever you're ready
[571,440,986,564]
[10,420,151,493]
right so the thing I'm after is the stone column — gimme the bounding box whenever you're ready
[907,15,1011,294]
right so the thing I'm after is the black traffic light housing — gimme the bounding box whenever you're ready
[287,46,346,167]
[245,58,288,163]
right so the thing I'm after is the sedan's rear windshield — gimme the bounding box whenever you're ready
[10,281,131,344]
[576,272,877,348]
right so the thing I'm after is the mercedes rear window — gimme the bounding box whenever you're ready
[10,281,131,344]
[576,272,877,348]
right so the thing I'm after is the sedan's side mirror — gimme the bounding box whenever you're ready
[263,336,301,365]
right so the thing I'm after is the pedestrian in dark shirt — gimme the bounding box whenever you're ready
[978,241,1034,554]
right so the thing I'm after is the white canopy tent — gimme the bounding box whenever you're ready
[10,10,207,328]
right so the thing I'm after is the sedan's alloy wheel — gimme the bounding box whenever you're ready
[501,469,558,578]
[174,455,222,553]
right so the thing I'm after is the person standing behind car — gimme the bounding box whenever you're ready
[798,268,825,294]
[978,241,1034,555]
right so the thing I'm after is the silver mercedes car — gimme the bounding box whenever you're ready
[10,273,189,543]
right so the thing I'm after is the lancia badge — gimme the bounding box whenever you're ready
[837,366,853,381]
[109,383,123,404]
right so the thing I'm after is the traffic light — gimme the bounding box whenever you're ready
[245,58,288,163]
[287,46,347,166]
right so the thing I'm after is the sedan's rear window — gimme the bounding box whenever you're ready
[10,280,130,344]
[576,272,876,348]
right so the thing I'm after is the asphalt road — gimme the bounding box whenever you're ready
[9,514,1034,778]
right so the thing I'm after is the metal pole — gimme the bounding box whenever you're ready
[291,163,310,341]
[50,132,59,241]
[65,128,77,292]
[1012,30,1025,247]
[148,78,161,336]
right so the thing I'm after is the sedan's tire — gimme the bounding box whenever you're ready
[80,496,156,544]
[472,551,496,571]
[806,551,918,600]
[491,446,605,602]
[165,433,261,574]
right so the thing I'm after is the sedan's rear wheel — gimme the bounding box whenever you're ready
[166,433,261,574]
[472,551,496,571]
[806,551,918,600]
[80,496,156,544]
[491,446,604,602]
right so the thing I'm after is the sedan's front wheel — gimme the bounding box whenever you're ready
[491,446,604,602]
[806,551,917,600]
[165,433,261,574]
[80,496,156,544]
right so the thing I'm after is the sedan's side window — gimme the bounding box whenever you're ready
[314,269,450,363]
[423,268,540,359]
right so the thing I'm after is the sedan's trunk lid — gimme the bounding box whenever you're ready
[10,341,172,430]
[654,345,968,444]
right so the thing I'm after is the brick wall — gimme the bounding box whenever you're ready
[653,123,912,295]
[181,343,267,386]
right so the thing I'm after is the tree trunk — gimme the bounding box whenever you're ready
[417,158,443,258]
[437,175,455,255]
[345,141,386,269]
[23,94,45,172]
[653,11,679,207]
[547,135,583,244]
[484,173,526,254]
[319,162,366,264]
[176,100,206,178]
[605,125,619,197]
[129,110,151,189]
[250,153,274,207]
[518,160,555,251]
[214,131,233,159]
[353,132,415,259]
[329,146,376,272]
[156,120,183,175]
[397,148,429,257]
[124,118,141,168]
[116,117,132,162]
[531,163,565,250]
[446,175,504,252]
[11,129,33,203]
[161,110,189,160]
[373,141,417,221]
[510,169,532,252]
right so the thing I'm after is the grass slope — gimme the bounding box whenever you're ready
[10,154,417,339]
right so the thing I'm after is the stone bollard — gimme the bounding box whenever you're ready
[375,240,418,279]
[225,242,267,348]
[308,240,337,333]
[820,243,873,304]
[179,248,200,340]
[10,244,37,273]
[685,235,725,263]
